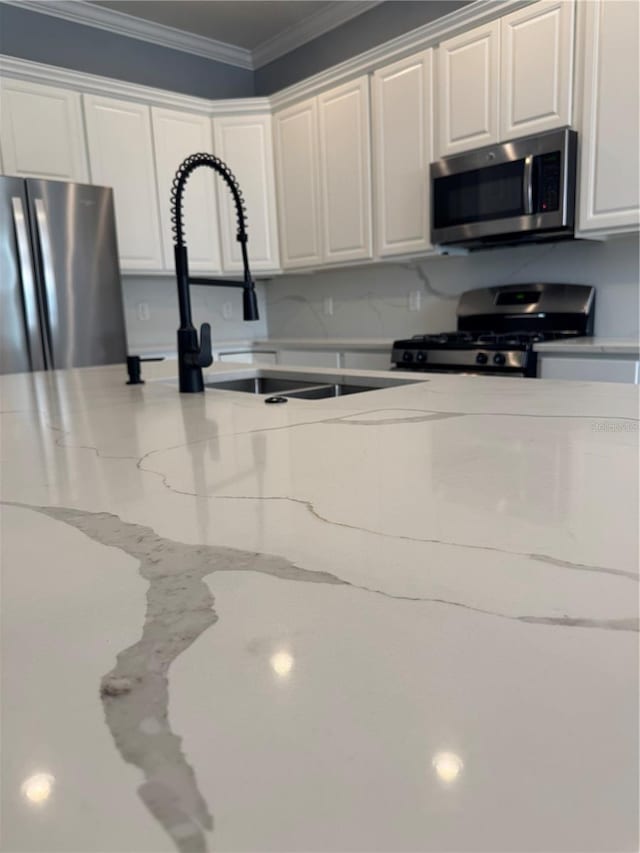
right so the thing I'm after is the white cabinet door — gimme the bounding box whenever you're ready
[213,113,280,273]
[577,0,640,234]
[84,95,163,271]
[277,350,340,368]
[500,0,574,140]
[318,76,373,263]
[538,356,640,383]
[0,79,88,182]
[372,50,434,257]
[437,20,500,156]
[151,108,222,273]
[343,351,392,371]
[274,97,323,269]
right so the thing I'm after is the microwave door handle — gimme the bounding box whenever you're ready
[11,196,46,371]
[33,198,58,369]
[523,155,534,215]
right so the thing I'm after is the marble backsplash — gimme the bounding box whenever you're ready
[122,234,639,351]
[121,276,269,353]
[265,233,640,341]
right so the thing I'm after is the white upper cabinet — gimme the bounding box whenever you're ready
[213,113,280,273]
[274,97,323,269]
[84,95,163,271]
[577,0,639,234]
[318,76,372,263]
[500,0,575,140]
[0,79,88,182]
[151,107,222,273]
[372,50,434,257]
[437,20,500,157]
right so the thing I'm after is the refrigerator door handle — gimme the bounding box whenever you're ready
[11,196,45,371]
[33,197,58,368]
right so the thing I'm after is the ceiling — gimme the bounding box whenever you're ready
[81,0,383,67]
[91,1,335,49]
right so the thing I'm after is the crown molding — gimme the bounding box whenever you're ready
[1,0,254,69]
[1,0,535,116]
[270,0,534,109]
[1,0,533,84]
[2,0,384,71]
[0,55,271,115]
[251,0,383,69]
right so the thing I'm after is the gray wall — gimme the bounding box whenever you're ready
[254,0,470,95]
[0,2,254,99]
[0,1,470,98]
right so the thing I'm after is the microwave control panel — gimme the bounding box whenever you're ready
[537,151,561,212]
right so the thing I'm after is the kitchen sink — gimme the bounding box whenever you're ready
[204,370,421,399]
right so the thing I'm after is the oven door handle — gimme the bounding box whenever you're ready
[523,155,534,215]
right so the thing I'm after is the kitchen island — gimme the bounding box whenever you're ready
[1,362,638,853]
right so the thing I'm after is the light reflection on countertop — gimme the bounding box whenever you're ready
[21,772,55,805]
[432,752,464,785]
[270,650,295,679]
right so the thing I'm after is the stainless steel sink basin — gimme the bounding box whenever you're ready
[204,370,421,399]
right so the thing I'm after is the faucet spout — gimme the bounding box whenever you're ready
[171,152,259,393]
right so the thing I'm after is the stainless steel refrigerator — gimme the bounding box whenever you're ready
[1,176,127,374]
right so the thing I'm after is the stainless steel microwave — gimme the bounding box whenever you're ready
[430,128,577,250]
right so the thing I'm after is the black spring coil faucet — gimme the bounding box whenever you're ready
[171,153,259,393]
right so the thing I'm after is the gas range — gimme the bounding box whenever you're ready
[391,283,595,377]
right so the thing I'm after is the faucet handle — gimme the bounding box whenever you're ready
[198,322,212,367]
[184,322,213,368]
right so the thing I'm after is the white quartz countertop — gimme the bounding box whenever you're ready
[533,337,640,355]
[1,361,638,853]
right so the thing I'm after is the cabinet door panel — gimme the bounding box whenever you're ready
[500,0,574,140]
[539,356,640,383]
[318,76,372,262]
[152,108,222,273]
[277,350,340,368]
[578,0,640,233]
[84,95,163,271]
[213,114,280,273]
[437,21,499,156]
[274,98,323,268]
[0,80,88,181]
[373,50,433,256]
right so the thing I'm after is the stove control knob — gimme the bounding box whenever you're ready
[493,352,506,366]
[416,351,427,363]
[402,351,414,363]
[476,352,488,365]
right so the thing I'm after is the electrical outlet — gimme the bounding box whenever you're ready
[409,290,421,312]
[323,296,334,316]
[222,302,233,320]
[136,302,150,321]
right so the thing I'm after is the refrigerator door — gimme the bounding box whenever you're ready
[26,179,127,369]
[0,176,47,374]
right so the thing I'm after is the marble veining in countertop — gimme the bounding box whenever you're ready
[1,361,638,852]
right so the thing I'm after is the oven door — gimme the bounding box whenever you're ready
[431,129,576,247]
